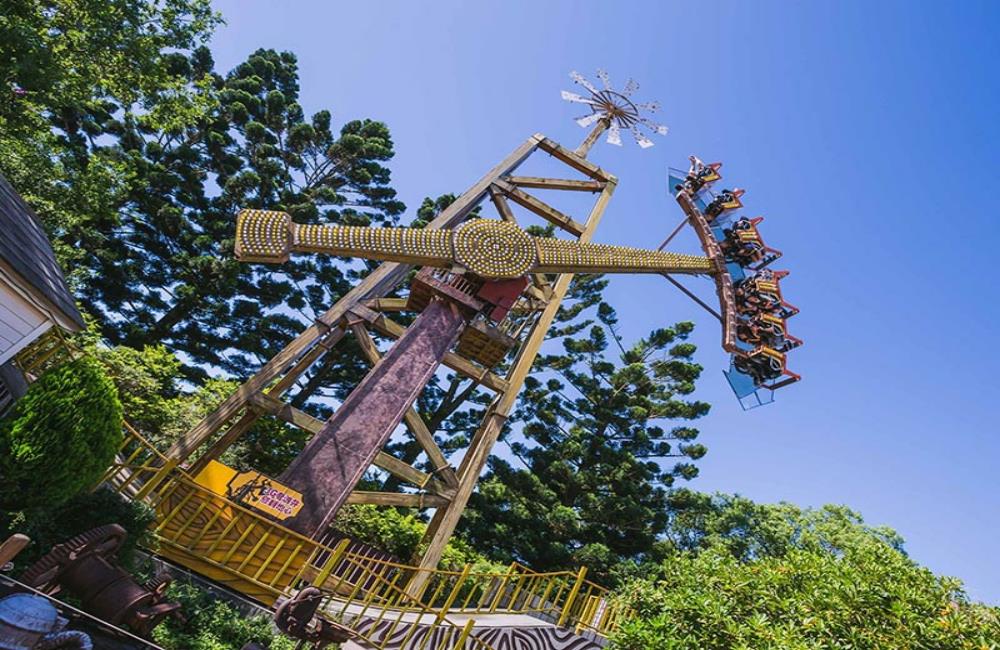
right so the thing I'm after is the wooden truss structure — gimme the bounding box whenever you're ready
[161,126,643,594]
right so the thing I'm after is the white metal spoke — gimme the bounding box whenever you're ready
[569,70,600,95]
[561,90,596,105]
[576,112,605,128]
[606,123,622,146]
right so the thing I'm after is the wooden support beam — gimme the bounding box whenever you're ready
[492,179,586,236]
[349,322,458,488]
[187,327,349,474]
[346,491,450,508]
[488,185,517,223]
[487,186,551,301]
[365,298,410,312]
[370,452,455,498]
[406,178,618,597]
[536,136,615,182]
[249,391,322,433]
[506,176,604,192]
[165,135,543,463]
[348,303,509,394]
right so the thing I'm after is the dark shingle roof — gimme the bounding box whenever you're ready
[0,173,85,329]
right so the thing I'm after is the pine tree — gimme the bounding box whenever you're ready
[84,48,405,381]
[460,294,710,579]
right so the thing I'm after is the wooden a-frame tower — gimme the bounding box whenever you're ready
[164,126,621,596]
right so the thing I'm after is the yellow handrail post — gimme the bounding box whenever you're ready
[313,538,350,589]
[454,619,476,648]
[134,458,178,500]
[435,563,471,623]
[488,562,517,613]
[556,566,588,628]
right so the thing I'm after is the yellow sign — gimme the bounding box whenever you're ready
[194,460,303,520]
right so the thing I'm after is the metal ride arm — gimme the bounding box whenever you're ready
[669,164,802,405]
[235,209,714,278]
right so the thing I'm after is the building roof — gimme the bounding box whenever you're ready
[0,173,85,329]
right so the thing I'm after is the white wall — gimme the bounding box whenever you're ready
[0,277,51,366]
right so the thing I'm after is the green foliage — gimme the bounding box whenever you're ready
[609,497,1000,649]
[0,0,219,127]
[654,490,905,562]
[1,487,155,574]
[3,3,405,413]
[152,578,296,650]
[334,504,425,561]
[88,47,405,384]
[0,0,220,292]
[93,340,188,438]
[0,357,123,509]
[334,504,503,572]
[81,329,308,473]
[461,282,710,581]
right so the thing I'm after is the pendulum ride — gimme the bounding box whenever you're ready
[103,70,802,626]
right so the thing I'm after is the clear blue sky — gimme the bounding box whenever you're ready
[210,1,1000,602]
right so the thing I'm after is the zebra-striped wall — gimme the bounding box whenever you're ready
[346,617,605,650]
[474,626,604,650]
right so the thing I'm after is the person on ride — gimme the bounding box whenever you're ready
[684,155,711,193]
[687,155,705,177]
[706,187,742,217]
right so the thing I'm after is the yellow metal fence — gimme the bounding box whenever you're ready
[13,335,632,645]
[99,422,631,646]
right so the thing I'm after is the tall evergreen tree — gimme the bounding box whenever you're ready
[460,296,710,579]
[85,48,405,380]
[4,18,406,387]
[0,0,220,291]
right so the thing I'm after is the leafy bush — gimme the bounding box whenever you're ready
[0,356,123,509]
[1,487,155,574]
[609,498,1000,649]
[333,504,425,560]
[333,504,504,572]
[152,578,297,650]
[87,337,308,474]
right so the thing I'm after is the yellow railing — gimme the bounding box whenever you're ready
[14,336,631,643]
[13,326,78,378]
[100,424,631,645]
[574,591,633,639]
[99,421,178,501]
[101,429,492,648]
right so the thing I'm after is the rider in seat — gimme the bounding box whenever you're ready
[683,155,720,194]
[706,187,744,218]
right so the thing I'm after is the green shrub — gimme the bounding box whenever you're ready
[0,356,123,509]
[152,578,297,650]
[1,486,155,574]
[610,543,1000,649]
[333,504,504,572]
[334,504,425,560]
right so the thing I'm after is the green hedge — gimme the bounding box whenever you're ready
[1,487,155,574]
[610,541,1000,649]
[0,356,123,510]
[151,578,297,650]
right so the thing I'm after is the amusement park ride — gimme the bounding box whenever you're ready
[86,70,801,646]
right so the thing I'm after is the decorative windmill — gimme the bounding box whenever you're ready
[152,69,799,603]
[561,69,669,152]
